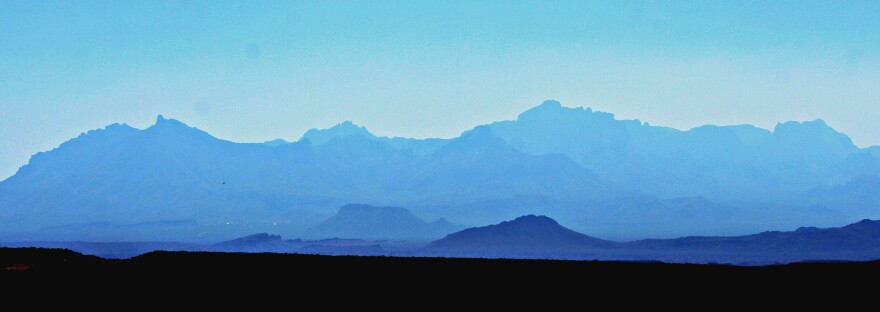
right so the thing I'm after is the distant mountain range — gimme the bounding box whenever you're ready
[8,215,880,264]
[424,215,880,264]
[1,101,878,241]
[212,233,382,256]
[301,120,450,156]
[488,101,879,202]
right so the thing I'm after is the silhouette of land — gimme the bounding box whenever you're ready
[4,247,880,295]
[6,215,880,264]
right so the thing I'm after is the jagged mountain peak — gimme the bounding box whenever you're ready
[774,118,830,131]
[145,115,215,140]
[300,120,375,145]
[153,114,188,127]
[516,100,612,123]
[773,119,851,141]
[770,119,857,156]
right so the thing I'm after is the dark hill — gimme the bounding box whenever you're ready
[426,215,614,256]
[633,219,880,253]
[425,215,880,263]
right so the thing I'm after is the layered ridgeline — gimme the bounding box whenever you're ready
[1,101,879,241]
[424,215,880,263]
[7,215,880,263]
[488,100,880,202]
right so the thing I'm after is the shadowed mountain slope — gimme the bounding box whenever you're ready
[308,204,461,240]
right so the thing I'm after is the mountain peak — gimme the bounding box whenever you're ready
[516,100,614,123]
[153,114,193,128]
[487,214,572,233]
[263,139,290,147]
[772,119,856,152]
[300,121,375,145]
[774,119,829,131]
[151,114,191,128]
[144,115,216,141]
[854,219,879,226]
[212,233,298,253]
[507,214,560,227]
[539,100,562,108]
[426,214,612,253]
[839,219,880,233]
[519,100,566,117]
[444,126,514,154]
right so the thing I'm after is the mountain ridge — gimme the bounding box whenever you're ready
[1,100,877,240]
[424,215,880,263]
[486,100,868,202]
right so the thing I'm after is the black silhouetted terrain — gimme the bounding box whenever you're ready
[4,247,880,299]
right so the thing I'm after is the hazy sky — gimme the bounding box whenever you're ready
[1,0,879,179]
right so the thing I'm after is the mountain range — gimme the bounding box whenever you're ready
[487,101,879,202]
[425,215,880,264]
[7,214,880,264]
[1,100,879,241]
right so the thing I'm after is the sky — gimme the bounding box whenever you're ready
[1,0,879,179]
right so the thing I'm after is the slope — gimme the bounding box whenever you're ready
[307,204,461,240]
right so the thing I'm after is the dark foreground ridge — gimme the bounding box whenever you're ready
[5,247,880,289]
[6,247,880,301]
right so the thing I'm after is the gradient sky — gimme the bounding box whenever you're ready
[1,0,879,179]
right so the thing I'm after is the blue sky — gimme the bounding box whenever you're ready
[1,0,879,179]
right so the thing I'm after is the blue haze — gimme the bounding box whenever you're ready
[1,101,879,242]
[2,1,880,179]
